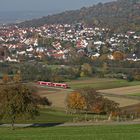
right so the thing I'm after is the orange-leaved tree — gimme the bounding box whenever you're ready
[2,74,10,83]
[66,88,120,120]
[113,51,125,60]
[66,92,86,113]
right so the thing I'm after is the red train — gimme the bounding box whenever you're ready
[37,81,69,89]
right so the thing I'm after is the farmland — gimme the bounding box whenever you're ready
[0,125,140,140]
[0,78,140,140]
[103,96,140,107]
[66,78,140,90]
[35,78,140,108]
[1,77,140,126]
[98,85,140,107]
[99,85,140,96]
[128,93,140,97]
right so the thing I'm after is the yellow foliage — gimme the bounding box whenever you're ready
[113,51,125,60]
[13,74,21,83]
[2,74,9,83]
[67,92,86,110]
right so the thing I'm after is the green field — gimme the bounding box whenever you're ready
[128,93,140,97]
[0,108,107,124]
[0,108,72,124]
[0,125,140,140]
[67,78,140,90]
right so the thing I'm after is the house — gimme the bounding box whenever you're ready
[6,56,19,62]
[126,54,140,61]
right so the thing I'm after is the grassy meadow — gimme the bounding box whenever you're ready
[0,108,72,124]
[0,108,108,124]
[0,125,140,140]
[128,93,140,97]
[66,78,140,90]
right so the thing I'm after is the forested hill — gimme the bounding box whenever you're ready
[18,0,140,32]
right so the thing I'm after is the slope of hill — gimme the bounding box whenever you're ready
[0,11,51,24]
[18,0,140,32]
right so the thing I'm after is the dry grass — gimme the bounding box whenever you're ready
[99,85,140,95]
[121,103,140,113]
[44,93,68,108]
[104,96,140,107]
[99,85,140,107]
[36,86,73,108]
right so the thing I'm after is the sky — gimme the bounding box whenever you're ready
[0,0,114,12]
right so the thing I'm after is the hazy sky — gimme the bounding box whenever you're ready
[0,0,114,12]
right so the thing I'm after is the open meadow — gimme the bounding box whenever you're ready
[0,125,140,140]
[66,78,140,90]
[0,108,81,124]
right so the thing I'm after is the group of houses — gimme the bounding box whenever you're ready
[0,23,140,62]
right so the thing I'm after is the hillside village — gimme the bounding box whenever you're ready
[0,1,140,138]
[0,23,140,62]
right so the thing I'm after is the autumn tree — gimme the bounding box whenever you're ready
[113,51,125,61]
[13,73,21,83]
[0,84,39,130]
[66,92,86,113]
[80,63,93,77]
[66,88,120,120]
[134,74,140,81]
[80,88,120,119]
[2,74,10,83]
[79,88,103,113]
[99,54,109,61]
[103,98,120,120]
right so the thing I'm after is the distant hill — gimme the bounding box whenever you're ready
[18,0,140,32]
[0,11,52,25]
